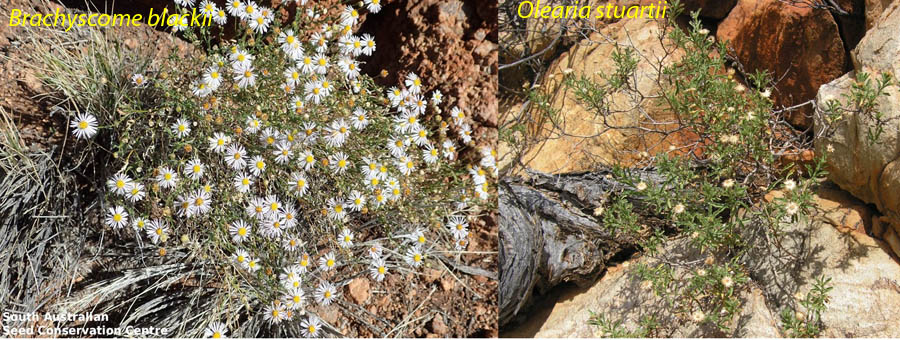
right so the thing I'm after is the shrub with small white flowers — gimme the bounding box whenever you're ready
[47,0,494,337]
[520,2,854,336]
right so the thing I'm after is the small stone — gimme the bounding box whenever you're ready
[346,277,370,304]
[440,276,456,291]
[424,268,442,283]
[428,314,449,335]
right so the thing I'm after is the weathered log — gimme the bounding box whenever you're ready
[499,169,662,327]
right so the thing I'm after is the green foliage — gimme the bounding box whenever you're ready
[780,276,833,338]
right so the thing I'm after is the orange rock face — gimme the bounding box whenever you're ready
[716,0,848,128]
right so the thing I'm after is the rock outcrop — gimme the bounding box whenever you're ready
[504,17,684,173]
[716,0,848,128]
[814,0,900,258]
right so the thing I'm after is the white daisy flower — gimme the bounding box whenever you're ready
[203,321,227,338]
[369,257,387,282]
[70,112,99,139]
[184,159,205,181]
[232,248,250,265]
[259,216,286,238]
[330,152,350,175]
[367,243,383,259]
[105,206,129,229]
[283,286,306,311]
[273,142,293,164]
[233,63,256,89]
[132,216,148,232]
[229,219,252,243]
[213,8,227,24]
[280,204,298,228]
[203,66,223,89]
[360,33,376,55]
[106,173,132,196]
[172,118,192,138]
[442,140,457,160]
[245,256,262,272]
[314,281,338,306]
[423,144,439,164]
[233,172,253,193]
[282,235,303,251]
[337,229,354,248]
[249,155,266,176]
[156,166,178,189]
[289,173,309,197]
[348,191,365,211]
[298,253,312,274]
[327,197,347,221]
[225,144,247,170]
[131,73,147,87]
[405,72,423,94]
[207,132,230,153]
[447,216,469,240]
[351,108,369,130]
[312,53,329,74]
[188,189,212,216]
[262,302,286,325]
[300,315,322,338]
[147,219,170,244]
[318,252,337,272]
[405,246,424,268]
[299,150,316,171]
[325,119,351,147]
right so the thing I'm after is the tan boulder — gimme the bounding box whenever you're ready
[509,17,684,173]
[814,0,900,255]
[717,0,847,128]
[865,0,896,29]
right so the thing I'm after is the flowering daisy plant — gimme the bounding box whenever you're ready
[37,0,495,337]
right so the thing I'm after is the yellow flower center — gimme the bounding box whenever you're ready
[378,266,385,274]
[241,178,249,186]
[178,125,186,132]
[338,159,347,168]
[234,153,241,160]
[296,179,305,187]
[237,255,245,262]
[324,291,332,298]
[293,295,301,303]
[237,55,245,62]
[213,332,221,339]
[78,121,88,129]
[334,205,343,213]
[306,155,314,163]
[414,254,422,262]
[195,198,204,206]
[243,71,252,78]
[266,137,274,144]
[286,35,295,43]
[164,173,172,180]
[318,58,327,66]
[326,259,334,267]
[113,214,122,222]
[256,161,265,169]
[238,227,247,236]
[418,236,425,243]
